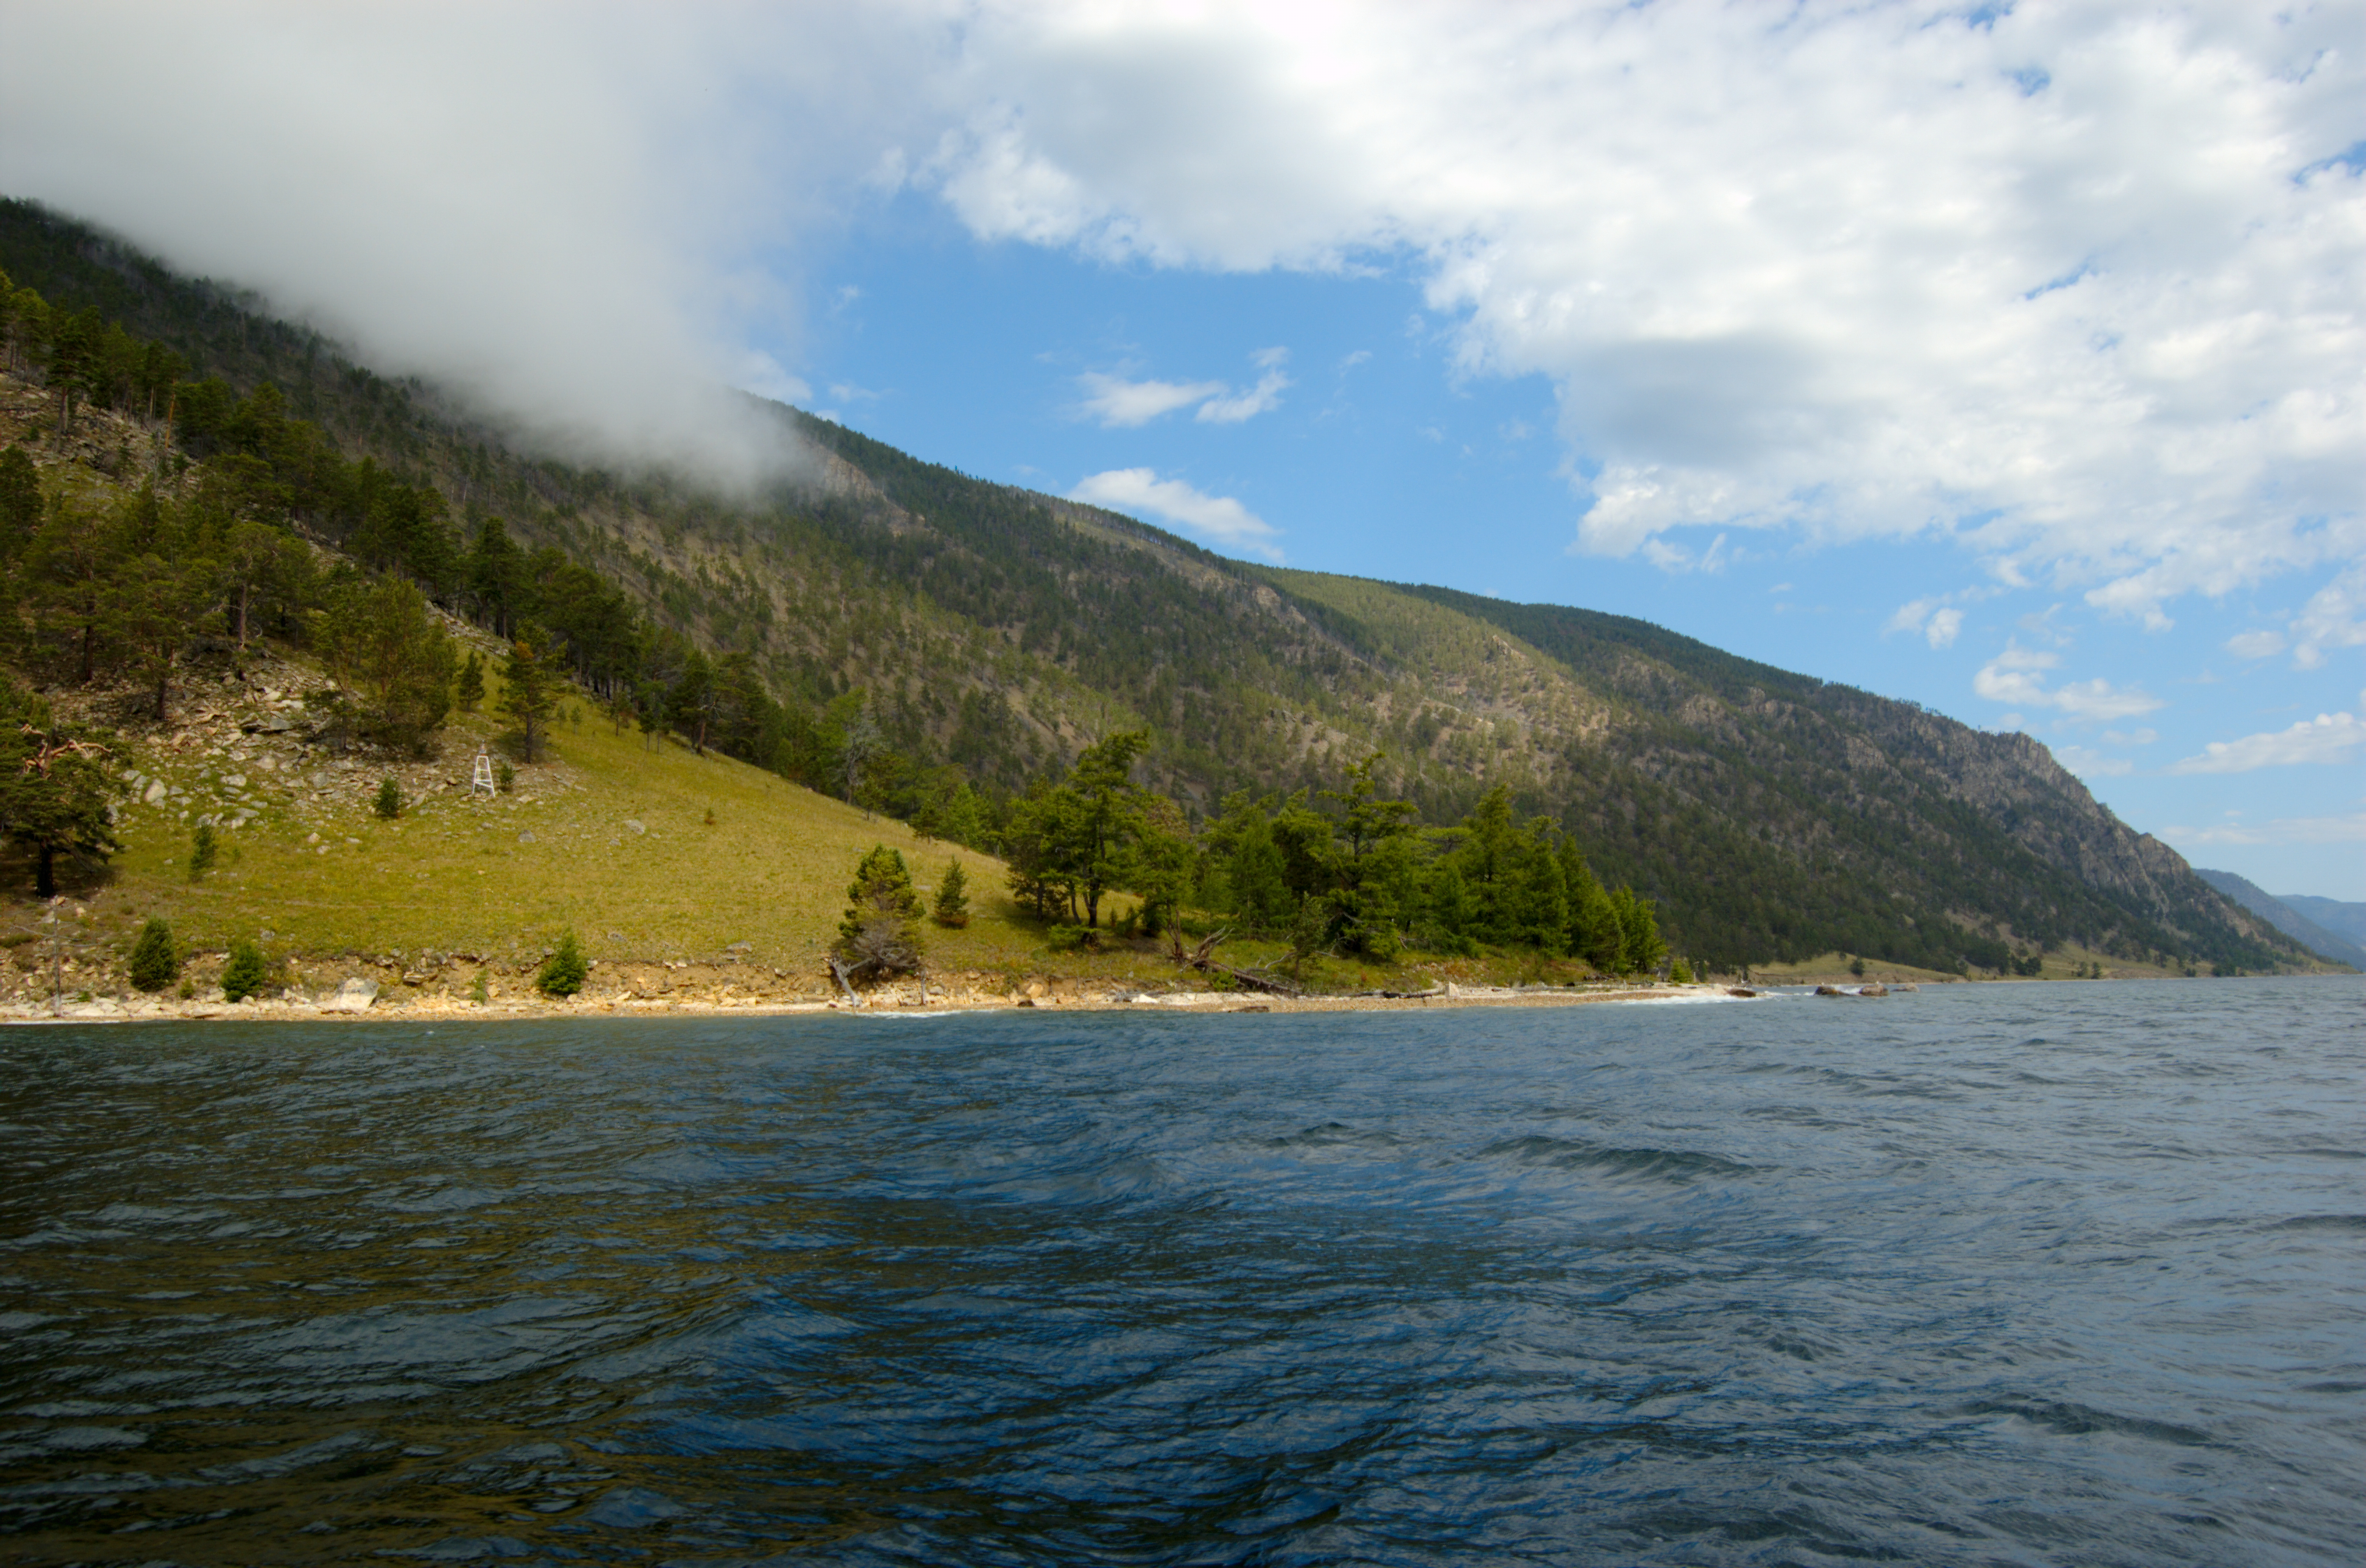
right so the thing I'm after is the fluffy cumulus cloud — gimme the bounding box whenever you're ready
[1886,597,1967,649]
[1069,468,1283,560]
[919,0,2364,622]
[2169,711,2364,774]
[1973,645,2162,722]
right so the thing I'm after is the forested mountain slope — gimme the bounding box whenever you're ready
[0,197,2306,974]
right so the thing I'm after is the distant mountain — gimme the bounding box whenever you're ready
[0,196,2319,976]
[2276,893,2366,947]
[2195,872,2366,971]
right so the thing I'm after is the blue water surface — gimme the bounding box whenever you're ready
[2,979,2360,1565]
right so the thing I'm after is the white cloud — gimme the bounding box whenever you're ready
[1973,645,2061,708]
[1076,372,1227,427]
[919,2,2363,623]
[1196,365,1291,424]
[1926,608,1964,650]
[0,2,946,485]
[1077,350,1291,426]
[737,351,813,408]
[2055,745,2133,778]
[2167,811,2366,846]
[1974,643,2163,722]
[2224,628,2287,659]
[1069,467,1283,561]
[2168,711,2364,774]
[2290,563,2366,669]
[11,0,2358,593]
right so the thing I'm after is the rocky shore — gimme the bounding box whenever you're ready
[5,976,1698,1023]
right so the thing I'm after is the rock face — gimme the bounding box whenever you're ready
[322,977,379,1013]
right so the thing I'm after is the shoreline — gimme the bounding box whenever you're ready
[6,980,1722,1024]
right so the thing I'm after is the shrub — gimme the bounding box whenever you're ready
[374,778,402,818]
[220,939,267,1003]
[188,823,217,881]
[494,758,515,793]
[835,846,923,981]
[1848,955,1865,978]
[1669,957,1693,984]
[536,930,588,997]
[129,916,178,991]
[469,968,490,1004]
[932,859,971,927]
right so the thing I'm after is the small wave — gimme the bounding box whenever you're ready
[1269,1121,1404,1151]
[2262,1213,2366,1233]
[1482,1134,1756,1182]
[1610,990,1756,1005]
[1963,1397,2216,1447]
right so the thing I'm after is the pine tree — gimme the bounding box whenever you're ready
[455,650,484,712]
[499,628,557,764]
[933,858,971,928]
[129,916,178,991]
[220,939,267,1003]
[188,822,217,881]
[0,443,38,543]
[536,930,588,997]
[835,846,923,981]
[0,680,118,898]
[374,779,401,818]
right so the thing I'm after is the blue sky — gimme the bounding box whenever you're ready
[6,1,2360,897]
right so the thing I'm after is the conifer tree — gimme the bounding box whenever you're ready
[836,846,923,980]
[0,443,38,543]
[932,857,971,927]
[220,939,267,1003]
[536,930,588,997]
[188,822,217,881]
[129,916,178,991]
[499,626,557,763]
[0,680,118,898]
[455,649,484,712]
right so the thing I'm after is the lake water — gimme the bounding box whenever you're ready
[2,979,2359,1566]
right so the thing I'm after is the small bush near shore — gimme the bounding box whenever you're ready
[221,940,267,1003]
[537,930,587,997]
[130,917,179,991]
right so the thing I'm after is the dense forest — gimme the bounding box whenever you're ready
[0,197,2308,976]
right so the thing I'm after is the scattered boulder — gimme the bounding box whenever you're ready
[1727,986,1758,998]
[1858,982,1889,997]
[1814,984,1845,996]
[322,977,379,1013]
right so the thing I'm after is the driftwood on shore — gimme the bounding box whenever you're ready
[1167,929,1303,998]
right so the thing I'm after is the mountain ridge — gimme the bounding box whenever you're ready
[2194,871,2365,971]
[0,195,2315,976]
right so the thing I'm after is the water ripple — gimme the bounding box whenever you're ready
[2,978,2360,1564]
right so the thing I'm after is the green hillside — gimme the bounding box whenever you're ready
[0,196,2317,979]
